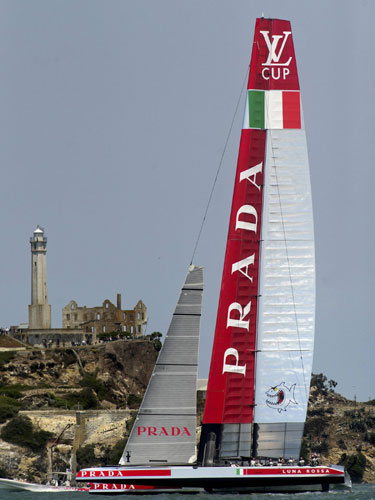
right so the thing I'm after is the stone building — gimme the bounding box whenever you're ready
[62,294,147,336]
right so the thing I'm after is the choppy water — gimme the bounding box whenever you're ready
[2,484,374,500]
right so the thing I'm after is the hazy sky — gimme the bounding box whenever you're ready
[0,1,373,401]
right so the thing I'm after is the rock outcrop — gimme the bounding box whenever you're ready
[0,345,373,484]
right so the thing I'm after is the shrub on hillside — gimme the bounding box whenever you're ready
[48,388,98,410]
[339,452,366,483]
[1,415,53,452]
[0,386,22,399]
[349,420,367,433]
[103,438,127,464]
[127,394,142,409]
[0,466,8,478]
[364,432,375,445]
[76,444,101,469]
[0,395,21,423]
[0,351,15,369]
[65,388,98,410]
[80,373,107,400]
[304,416,330,437]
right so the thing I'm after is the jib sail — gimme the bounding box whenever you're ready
[120,265,203,465]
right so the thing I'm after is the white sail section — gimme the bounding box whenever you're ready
[253,112,315,457]
[119,265,203,466]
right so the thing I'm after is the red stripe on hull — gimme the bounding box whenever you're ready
[77,469,171,479]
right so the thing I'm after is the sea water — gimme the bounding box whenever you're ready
[2,484,374,500]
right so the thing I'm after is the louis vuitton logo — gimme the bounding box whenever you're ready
[260,30,292,66]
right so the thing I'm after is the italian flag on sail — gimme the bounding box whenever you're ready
[244,90,301,129]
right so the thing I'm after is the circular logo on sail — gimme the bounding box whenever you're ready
[265,382,297,412]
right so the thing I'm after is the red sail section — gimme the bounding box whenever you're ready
[248,18,299,91]
[203,18,299,425]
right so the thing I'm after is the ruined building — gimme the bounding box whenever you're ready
[62,294,147,336]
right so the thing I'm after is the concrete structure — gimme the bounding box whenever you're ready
[12,327,94,348]
[62,294,147,336]
[28,226,51,329]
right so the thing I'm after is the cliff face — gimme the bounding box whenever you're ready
[0,345,373,484]
[0,340,158,482]
[302,378,375,483]
[0,340,157,407]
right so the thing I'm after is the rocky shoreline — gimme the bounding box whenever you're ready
[0,340,373,484]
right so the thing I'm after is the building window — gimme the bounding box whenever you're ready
[91,326,95,333]
[105,302,109,309]
[142,313,145,320]
[137,325,141,333]
[122,325,126,332]
[97,313,101,320]
[66,314,70,321]
[71,303,75,310]
[131,326,134,333]
[123,312,126,320]
[103,326,106,333]
[137,312,141,320]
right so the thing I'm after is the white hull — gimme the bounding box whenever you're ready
[78,465,346,492]
[0,477,87,492]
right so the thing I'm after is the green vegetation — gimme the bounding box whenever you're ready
[1,415,53,452]
[0,351,16,369]
[126,413,137,434]
[150,332,162,340]
[127,393,142,409]
[364,432,375,445]
[98,331,133,342]
[0,394,21,423]
[0,385,23,399]
[150,331,162,351]
[339,452,366,482]
[310,373,338,395]
[48,388,98,410]
[76,444,101,469]
[0,466,8,478]
[104,438,127,464]
[80,372,107,401]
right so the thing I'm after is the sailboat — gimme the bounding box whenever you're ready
[87,264,204,494]
[77,17,348,493]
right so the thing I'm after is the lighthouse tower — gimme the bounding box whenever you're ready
[28,225,51,329]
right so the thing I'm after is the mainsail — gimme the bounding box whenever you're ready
[120,265,203,465]
[199,18,314,461]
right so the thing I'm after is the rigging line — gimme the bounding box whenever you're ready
[190,64,250,265]
[265,112,308,400]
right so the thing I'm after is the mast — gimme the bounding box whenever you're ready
[199,18,314,463]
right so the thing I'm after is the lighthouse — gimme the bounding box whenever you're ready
[28,225,51,329]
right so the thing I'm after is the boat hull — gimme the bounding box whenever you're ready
[0,477,88,492]
[78,465,346,493]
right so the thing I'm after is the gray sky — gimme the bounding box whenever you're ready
[0,0,373,401]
